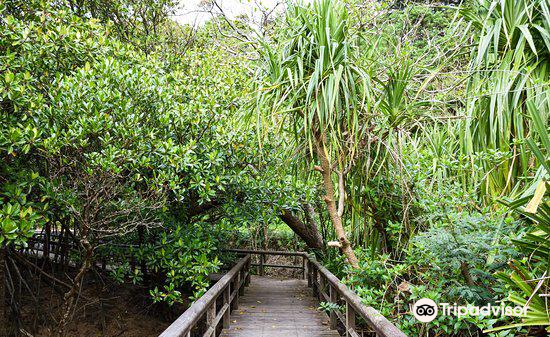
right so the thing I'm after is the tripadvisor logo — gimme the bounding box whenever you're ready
[412,298,438,322]
[412,298,528,323]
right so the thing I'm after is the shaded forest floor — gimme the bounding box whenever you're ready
[13,261,178,337]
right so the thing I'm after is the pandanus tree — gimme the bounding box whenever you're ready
[460,0,550,200]
[257,0,372,268]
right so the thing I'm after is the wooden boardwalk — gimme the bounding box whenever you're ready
[221,276,340,337]
[159,251,407,337]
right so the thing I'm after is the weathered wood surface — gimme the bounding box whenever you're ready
[308,258,407,337]
[221,276,340,337]
[160,255,251,337]
[224,249,307,279]
[222,250,407,337]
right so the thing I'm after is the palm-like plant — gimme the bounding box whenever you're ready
[256,0,373,267]
[460,0,550,201]
[488,107,549,333]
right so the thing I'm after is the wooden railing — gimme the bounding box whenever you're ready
[224,248,307,278]
[224,249,407,337]
[24,231,137,272]
[159,254,251,337]
[24,234,406,337]
[307,256,407,337]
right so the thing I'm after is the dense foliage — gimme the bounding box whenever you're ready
[0,0,548,336]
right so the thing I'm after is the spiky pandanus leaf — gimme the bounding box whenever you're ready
[256,0,376,266]
[460,0,549,200]
[493,103,550,333]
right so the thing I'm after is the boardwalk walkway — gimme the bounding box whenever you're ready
[25,236,407,337]
[159,250,407,337]
[221,276,339,337]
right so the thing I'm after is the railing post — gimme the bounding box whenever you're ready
[206,302,216,335]
[245,258,251,286]
[329,285,338,329]
[259,253,265,276]
[239,269,245,295]
[302,255,306,279]
[307,260,312,287]
[223,286,230,328]
[345,302,356,337]
[312,267,318,296]
[234,273,240,310]
[318,274,325,301]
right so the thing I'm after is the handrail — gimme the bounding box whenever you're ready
[225,248,407,337]
[159,254,251,337]
[224,248,307,278]
[224,248,305,256]
[25,236,406,337]
[307,255,407,337]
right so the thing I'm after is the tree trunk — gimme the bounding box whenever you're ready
[57,235,94,337]
[302,203,324,251]
[44,222,51,266]
[0,246,7,337]
[460,262,475,286]
[138,225,148,284]
[279,208,324,251]
[371,204,393,255]
[262,221,268,250]
[316,143,359,268]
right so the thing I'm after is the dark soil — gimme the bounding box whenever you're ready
[12,263,185,337]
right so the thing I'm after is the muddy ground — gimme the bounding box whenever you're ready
[12,264,184,337]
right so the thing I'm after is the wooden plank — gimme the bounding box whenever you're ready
[221,276,340,337]
[223,287,230,328]
[224,249,306,257]
[159,255,250,337]
[308,257,407,337]
[329,285,338,329]
[204,303,229,337]
[251,263,303,270]
[346,302,356,337]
